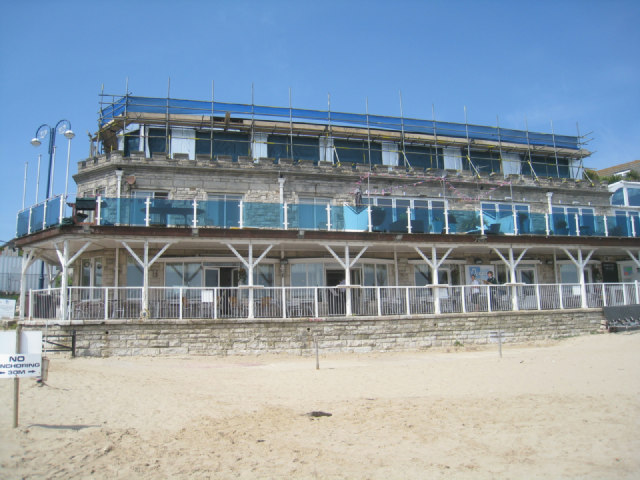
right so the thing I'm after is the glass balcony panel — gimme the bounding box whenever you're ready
[30,203,45,233]
[45,197,61,228]
[243,202,282,229]
[340,205,368,232]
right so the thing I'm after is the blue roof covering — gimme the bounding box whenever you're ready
[100,95,582,151]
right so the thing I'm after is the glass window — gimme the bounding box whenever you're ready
[414,264,431,286]
[403,145,442,170]
[205,194,241,228]
[334,139,382,165]
[611,188,625,206]
[211,132,250,161]
[467,150,501,174]
[363,264,388,286]
[291,263,323,287]
[268,135,320,163]
[628,188,640,206]
[252,264,274,286]
[126,260,143,287]
[147,127,167,155]
[123,129,140,156]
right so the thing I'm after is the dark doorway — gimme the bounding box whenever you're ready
[602,263,619,283]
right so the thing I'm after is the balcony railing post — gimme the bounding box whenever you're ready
[314,287,319,318]
[283,202,288,230]
[179,287,183,320]
[59,193,65,224]
[603,216,609,236]
[461,286,466,313]
[405,287,411,315]
[192,199,198,228]
[239,201,244,229]
[144,197,151,227]
[326,203,331,231]
[406,207,412,233]
[376,287,382,316]
[512,209,518,235]
[486,285,492,313]
[558,284,564,309]
[42,200,47,230]
[96,195,102,226]
[545,213,550,236]
[479,208,485,235]
[367,206,372,233]
[535,284,541,310]
[104,287,109,321]
[444,204,450,234]
[575,214,580,237]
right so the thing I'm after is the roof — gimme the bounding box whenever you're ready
[596,159,640,177]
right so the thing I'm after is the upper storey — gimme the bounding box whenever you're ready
[95,94,590,180]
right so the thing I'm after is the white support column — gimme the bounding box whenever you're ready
[19,250,37,321]
[414,246,454,315]
[324,244,369,316]
[225,242,274,319]
[122,241,173,315]
[562,248,594,309]
[55,240,92,322]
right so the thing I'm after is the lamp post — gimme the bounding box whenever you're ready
[31,120,74,289]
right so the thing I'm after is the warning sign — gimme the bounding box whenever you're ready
[0,353,42,378]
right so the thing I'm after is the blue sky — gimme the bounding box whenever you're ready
[1,0,639,243]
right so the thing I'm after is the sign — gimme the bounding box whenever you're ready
[0,299,16,318]
[0,354,42,378]
[0,331,42,379]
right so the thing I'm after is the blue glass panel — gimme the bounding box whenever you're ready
[30,204,45,233]
[45,197,61,228]
[201,199,240,228]
[578,212,595,236]
[529,213,548,235]
[243,202,282,229]
[592,216,607,236]
[551,208,569,235]
[450,210,480,234]
[17,210,30,237]
[340,205,368,232]
[289,203,326,230]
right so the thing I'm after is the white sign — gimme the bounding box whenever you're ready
[0,353,42,378]
[0,331,42,378]
[0,299,16,318]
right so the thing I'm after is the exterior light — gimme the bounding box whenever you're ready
[64,129,75,140]
[31,137,41,147]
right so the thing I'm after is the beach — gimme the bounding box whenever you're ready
[1,332,639,479]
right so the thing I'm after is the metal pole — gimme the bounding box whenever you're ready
[22,162,28,210]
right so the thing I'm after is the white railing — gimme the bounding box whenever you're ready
[26,282,640,322]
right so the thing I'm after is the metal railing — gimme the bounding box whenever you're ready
[26,281,640,322]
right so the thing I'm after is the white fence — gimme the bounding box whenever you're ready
[26,282,640,322]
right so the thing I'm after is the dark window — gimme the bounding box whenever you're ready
[148,128,167,155]
[403,145,443,170]
[523,155,570,178]
[334,139,382,165]
[467,150,501,174]
[196,130,212,156]
[123,129,140,157]
[268,135,320,163]
[212,132,249,161]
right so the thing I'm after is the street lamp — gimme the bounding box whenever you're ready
[31,119,74,201]
[31,120,74,289]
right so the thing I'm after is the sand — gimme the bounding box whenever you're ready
[1,332,639,479]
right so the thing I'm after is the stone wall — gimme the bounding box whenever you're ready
[27,309,604,357]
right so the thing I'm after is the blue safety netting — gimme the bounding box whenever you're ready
[100,95,582,150]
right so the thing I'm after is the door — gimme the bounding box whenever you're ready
[602,262,619,283]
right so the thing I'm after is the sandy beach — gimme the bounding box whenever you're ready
[1,332,639,479]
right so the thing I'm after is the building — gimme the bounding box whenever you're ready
[12,92,640,355]
[597,159,640,179]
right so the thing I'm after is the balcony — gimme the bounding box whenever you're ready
[15,196,640,239]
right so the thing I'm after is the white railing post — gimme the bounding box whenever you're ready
[512,209,518,235]
[213,288,218,320]
[444,205,450,234]
[603,216,609,236]
[575,214,581,237]
[192,199,198,228]
[326,203,331,231]
[281,287,287,319]
[28,291,33,320]
[461,286,467,313]
[376,287,382,316]
[536,284,541,310]
[42,200,48,229]
[179,287,183,320]
[104,288,109,321]
[486,285,492,312]
[635,280,640,305]
[367,206,372,233]
[59,194,65,224]
[283,202,288,230]
[632,218,637,238]
[239,200,244,229]
[545,213,550,236]
[558,284,564,309]
[145,197,151,227]
[479,208,485,235]
[406,207,412,233]
[314,287,319,318]
[405,287,411,315]
[96,195,102,226]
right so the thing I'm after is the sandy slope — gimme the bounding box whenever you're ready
[1,332,639,479]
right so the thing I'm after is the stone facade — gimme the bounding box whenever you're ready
[26,310,604,357]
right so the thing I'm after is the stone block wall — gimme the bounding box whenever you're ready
[29,309,604,357]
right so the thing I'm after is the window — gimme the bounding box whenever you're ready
[80,257,103,299]
[212,132,249,161]
[164,262,203,288]
[522,155,571,178]
[334,139,382,166]
[268,135,320,163]
[403,145,443,170]
[126,260,143,287]
[467,149,501,175]
[414,264,431,286]
[147,127,167,155]
[363,264,389,286]
[612,210,639,237]
[611,188,625,206]
[291,263,323,287]
[122,128,141,157]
